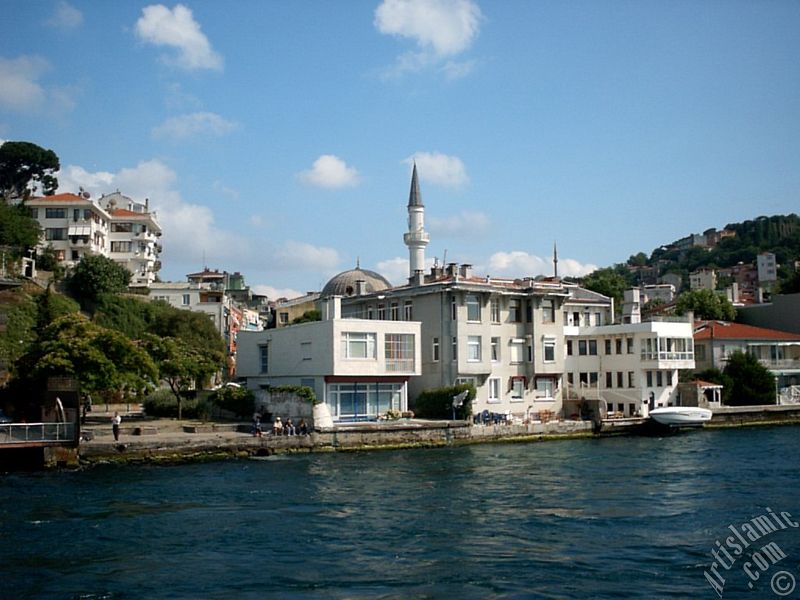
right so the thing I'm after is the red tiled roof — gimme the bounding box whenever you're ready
[30,193,86,202]
[694,320,800,342]
[110,208,144,217]
[691,379,724,388]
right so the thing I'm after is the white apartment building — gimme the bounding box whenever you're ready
[757,252,778,286]
[27,191,162,286]
[237,297,421,421]
[149,281,228,338]
[690,267,717,291]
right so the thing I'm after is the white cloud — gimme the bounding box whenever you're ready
[375,0,482,77]
[273,241,341,271]
[135,4,223,71]
[152,112,238,140]
[56,159,246,277]
[428,210,489,237]
[298,155,360,189]
[0,56,48,112]
[488,251,597,278]
[46,2,83,30]
[252,284,305,302]
[404,151,468,187]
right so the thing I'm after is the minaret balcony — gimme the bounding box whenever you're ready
[404,231,430,245]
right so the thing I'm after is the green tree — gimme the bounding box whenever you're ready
[141,334,220,419]
[35,245,65,279]
[580,266,632,309]
[67,254,131,307]
[0,141,60,201]
[292,309,321,324]
[35,285,80,330]
[0,202,41,250]
[722,351,776,406]
[15,313,157,397]
[675,289,736,321]
[693,368,734,404]
[628,252,648,267]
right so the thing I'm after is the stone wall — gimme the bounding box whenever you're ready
[253,390,313,425]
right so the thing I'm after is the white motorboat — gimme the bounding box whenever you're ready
[649,406,713,427]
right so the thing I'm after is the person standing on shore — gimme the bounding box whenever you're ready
[112,412,121,441]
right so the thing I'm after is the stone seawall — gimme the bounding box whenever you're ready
[709,404,800,427]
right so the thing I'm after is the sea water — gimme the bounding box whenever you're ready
[1,426,799,599]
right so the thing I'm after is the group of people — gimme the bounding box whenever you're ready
[251,412,309,437]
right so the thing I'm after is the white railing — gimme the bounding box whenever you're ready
[0,422,76,445]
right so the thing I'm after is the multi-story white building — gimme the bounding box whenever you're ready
[237,297,421,420]
[690,267,717,291]
[27,190,162,286]
[757,252,778,287]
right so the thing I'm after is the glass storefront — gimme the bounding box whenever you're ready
[327,382,405,420]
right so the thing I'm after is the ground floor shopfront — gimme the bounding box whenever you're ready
[323,376,409,421]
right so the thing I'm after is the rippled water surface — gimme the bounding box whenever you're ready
[2,426,800,599]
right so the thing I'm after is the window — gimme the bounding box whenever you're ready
[567,372,574,385]
[301,342,312,361]
[588,340,598,355]
[385,334,415,372]
[71,250,79,261]
[647,371,653,387]
[616,339,623,354]
[527,342,533,362]
[111,222,133,232]
[595,312,602,326]
[45,208,66,219]
[452,337,457,362]
[403,300,413,321]
[491,337,500,361]
[584,311,591,326]
[628,372,635,388]
[656,371,663,387]
[508,299,521,323]
[488,378,501,403]
[605,339,612,355]
[536,378,554,399]
[432,337,440,362]
[627,338,634,354]
[367,306,374,320]
[451,296,458,320]
[511,378,525,401]
[542,299,555,323]
[259,344,269,373]
[667,371,674,386]
[182,294,190,306]
[467,336,482,362]
[377,304,386,320]
[279,312,289,325]
[695,344,706,361]
[110,241,132,253]
[543,337,556,362]
[45,228,67,241]
[390,302,399,321]
[578,340,588,356]
[466,294,481,322]
[525,302,532,323]
[490,298,500,323]
[28,207,38,218]
[566,340,573,356]
[510,340,525,364]
[589,372,599,385]
[617,372,624,388]
[605,372,613,388]
[341,332,377,359]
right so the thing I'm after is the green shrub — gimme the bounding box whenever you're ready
[210,385,255,417]
[413,383,475,419]
[143,388,211,419]
[266,384,317,404]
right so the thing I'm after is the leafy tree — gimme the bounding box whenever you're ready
[0,202,41,250]
[0,141,60,201]
[35,245,65,279]
[722,351,776,406]
[628,252,648,267]
[35,285,80,330]
[67,254,131,307]
[580,266,633,309]
[141,334,220,419]
[779,270,800,294]
[148,306,227,360]
[15,313,157,397]
[693,368,734,404]
[211,385,255,418]
[675,289,736,321]
[292,309,321,324]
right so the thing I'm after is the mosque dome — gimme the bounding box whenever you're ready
[321,265,392,298]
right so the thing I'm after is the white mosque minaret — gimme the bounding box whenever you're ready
[403,162,430,278]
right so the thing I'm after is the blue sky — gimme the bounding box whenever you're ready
[2,1,799,299]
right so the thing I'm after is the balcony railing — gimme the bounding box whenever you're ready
[641,351,694,361]
[385,359,415,373]
[0,422,76,445]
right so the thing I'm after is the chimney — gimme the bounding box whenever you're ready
[322,296,342,320]
[355,279,366,296]
[408,270,424,287]
[459,264,472,279]
[446,263,458,277]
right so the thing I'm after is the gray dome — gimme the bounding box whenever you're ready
[321,267,392,298]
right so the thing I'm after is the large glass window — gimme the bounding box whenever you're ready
[385,334,415,372]
[45,208,66,219]
[511,378,525,401]
[508,299,521,323]
[341,332,377,359]
[327,382,403,419]
[510,340,525,364]
[45,228,66,241]
[543,337,556,362]
[467,335,481,362]
[536,378,554,399]
[490,298,500,323]
[111,222,133,232]
[403,300,413,321]
[542,299,555,323]
[488,377,501,403]
[466,294,481,322]
[259,345,269,373]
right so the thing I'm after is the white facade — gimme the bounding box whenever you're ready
[690,268,717,291]
[237,297,421,421]
[757,252,778,284]
[28,191,162,286]
[149,282,228,337]
[564,319,695,417]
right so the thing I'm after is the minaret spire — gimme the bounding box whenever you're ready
[403,162,430,280]
[553,241,559,278]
